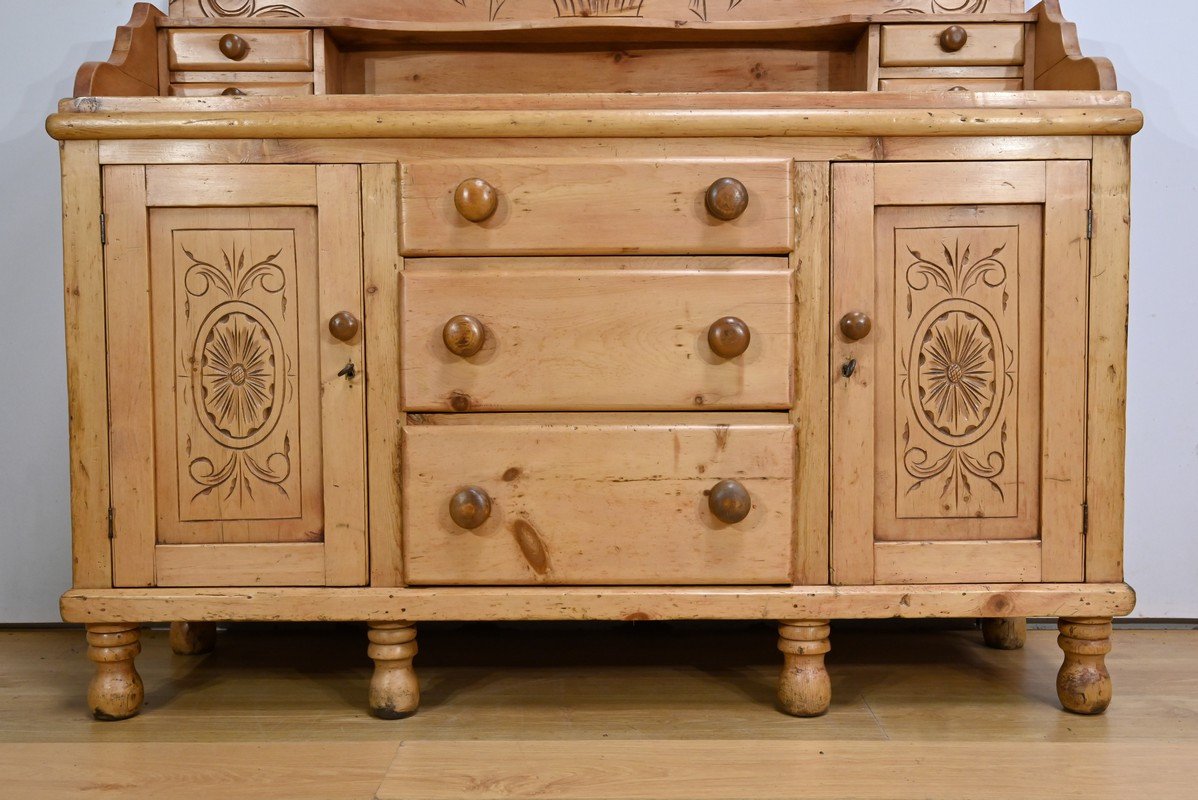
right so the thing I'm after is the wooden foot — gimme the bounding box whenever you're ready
[981,618,1027,650]
[1057,617,1113,715]
[169,622,217,655]
[368,622,419,719]
[777,620,831,717]
[86,624,144,721]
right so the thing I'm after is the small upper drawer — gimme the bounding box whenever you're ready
[401,414,795,585]
[167,29,313,72]
[400,159,793,256]
[880,24,1025,67]
[879,77,1024,92]
[400,259,793,412]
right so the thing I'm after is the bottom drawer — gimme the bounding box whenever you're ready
[402,413,795,585]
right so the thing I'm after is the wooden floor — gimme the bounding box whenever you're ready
[1,622,1195,799]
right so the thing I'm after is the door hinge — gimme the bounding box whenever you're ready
[99,212,107,245]
[1082,502,1089,536]
[1086,209,1093,240]
[107,507,115,540]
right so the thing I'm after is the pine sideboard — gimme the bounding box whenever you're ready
[49,0,1138,721]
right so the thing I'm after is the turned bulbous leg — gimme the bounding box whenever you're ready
[1057,617,1113,715]
[981,618,1027,650]
[170,621,217,655]
[86,624,144,721]
[777,619,831,717]
[368,622,419,719]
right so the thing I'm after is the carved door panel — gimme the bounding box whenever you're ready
[831,162,1090,585]
[103,165,367,587]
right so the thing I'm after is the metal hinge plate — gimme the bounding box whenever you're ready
[1086,209,1093,240]
[1082,502,1089,536]
[100,212,107,245]
[107,507,115,540]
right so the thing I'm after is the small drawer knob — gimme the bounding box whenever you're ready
[219,33,250,62]
[328,311,360,343]
[839,311,872,342]
[705,177,750,221]
[707,317,751,359]
[708,479,752,524]
[443,315,486,358]
[939,25,969,53]
[454,178,498,223]
[221,87,246,96]
[449,486,492,530]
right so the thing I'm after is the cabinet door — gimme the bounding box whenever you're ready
[103,165,367,587]
[831,162,1089,585]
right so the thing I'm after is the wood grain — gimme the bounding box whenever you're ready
[168,29,313,72]
[874,541,1042,585]
[154,543,326,586]
[144,164,317,206]
[880,24,1025,68]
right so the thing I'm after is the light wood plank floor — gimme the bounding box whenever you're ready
[1,623,1194,799]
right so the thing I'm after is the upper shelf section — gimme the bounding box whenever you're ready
[74,1,1119,98]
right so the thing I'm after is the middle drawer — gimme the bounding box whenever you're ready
[400,258,794,411]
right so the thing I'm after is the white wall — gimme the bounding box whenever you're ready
[0,0,1194,622]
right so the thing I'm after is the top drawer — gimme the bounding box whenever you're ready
[167,29,314,72]
[880,24,1025,67]
[400,159,794,256]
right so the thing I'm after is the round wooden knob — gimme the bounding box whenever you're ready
[705,177,750,221]
[708,479,752,524]
[328,311,360,342]
[454,178,498,223]
[443,315,486,357]
[221,87,246,96]
[940,25,969,53]
[839,312,872,342]
[219,33,250,62]
[449,487,492,530]
[707,317,751,359]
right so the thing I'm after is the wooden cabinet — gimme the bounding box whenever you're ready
[102,165,368,587]
[53,0,1138,723]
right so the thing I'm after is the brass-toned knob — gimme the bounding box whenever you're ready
[705,177,750,221]
[939,25,969,53]
[454,178,498,223]
[449,486,492,530]
[443,315,486,357]
[221,87,246,96]
[839,312,872,342]
[328,311,360,342]
[708,479,752,524]
[707,317,751,359]
[219,33,250,61]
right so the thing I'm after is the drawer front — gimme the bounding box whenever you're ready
[402,415,795,585]
[879,77,1024,92]
[880,24,1025,67]
[169,81,313,97]
[400,159,793,256]
[168,29,313,71]
[400,260,794,411]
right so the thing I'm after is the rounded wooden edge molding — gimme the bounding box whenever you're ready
[454,178,499,222]
[443,314,486,357]
[940,25,969,53]
[705,177,749,221]
[45,108,1147,141]
[708,479,752,524]
[219,33,250,62]
[328,310,360,342]
[449,486,493,530]
[707,316,751,359]
[839,311,872,342]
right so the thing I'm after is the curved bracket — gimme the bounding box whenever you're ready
[74,3,165,97]
[1032,0,1118,91]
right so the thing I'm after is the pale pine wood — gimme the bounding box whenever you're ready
[169,621,217,654]
[58,583,1137,623]
[1057,617,1114,715]
[154,543,327,586]
[1086,137,1132,583]
[880,24,1025,68]
[400,158,792,256]
[144,163,317,205]
[981,617,1027,650]
[367,622,419,719]
[1031,0,1118,91]
[59,141,112,589]
[875,541,1041,585]
[872,160,1046,205]
[829,163,875,586]
[73,3,163,97]
[777,620,831,717]
[401,415,795,585]
[103,165,156,588]
[362,164,405,587]
[792,162,830,585]
[167,29,313,71]
[85,624,143,721]
[879,77,1023,91]
[316,165,368,586]
[169,80,314,96]
[400,262,793,411]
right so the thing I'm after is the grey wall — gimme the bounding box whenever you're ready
[0,0,1193,621]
